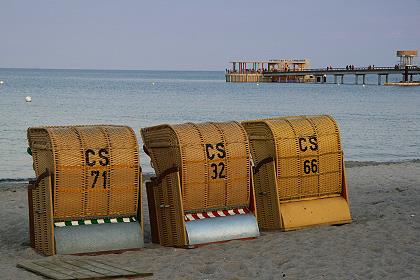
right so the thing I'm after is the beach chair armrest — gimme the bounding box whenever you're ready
[253,157,274,174]
[153,166,179,186]
[30,169,50,190]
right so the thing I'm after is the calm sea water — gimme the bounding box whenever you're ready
[0,68,419,180]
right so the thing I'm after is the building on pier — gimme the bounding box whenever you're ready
[225,59,313,83]
[397,50,417,67]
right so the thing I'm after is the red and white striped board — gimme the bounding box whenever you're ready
[184,208,250,222]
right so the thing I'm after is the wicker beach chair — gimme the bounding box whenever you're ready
[242,115,352,231]
[27,125,143,255]
[141,121,259,247]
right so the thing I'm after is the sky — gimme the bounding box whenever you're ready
[1,0,420,70]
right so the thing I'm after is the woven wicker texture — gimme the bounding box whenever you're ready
[142,121,251,212]
[145,181,160,244]
[27,125,141,222]
[26,128,55,255]
[243,115,345,229]
[141,121,252,247]
[242,123,281,229]
[153,173,187,247]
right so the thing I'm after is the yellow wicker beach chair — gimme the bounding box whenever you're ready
[27,125,143,256]
[141,121,259,247]
[242,115,351,231]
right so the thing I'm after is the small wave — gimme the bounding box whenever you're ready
[0,177,34,183]
[345,158,420,168]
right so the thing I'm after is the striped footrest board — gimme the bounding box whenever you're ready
[54,217,137,227]
[184,208,250,222]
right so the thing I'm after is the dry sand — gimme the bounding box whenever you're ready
[1,161,419,279]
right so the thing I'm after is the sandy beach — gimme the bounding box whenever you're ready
[1,160,419,279]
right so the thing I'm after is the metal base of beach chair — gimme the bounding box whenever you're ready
[185,214,259,246]
[280,197,352,231]
[54,221,144,255]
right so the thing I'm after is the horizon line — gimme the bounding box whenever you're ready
[0,67,224,72]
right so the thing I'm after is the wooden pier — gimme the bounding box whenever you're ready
[262,66,420,85]
[225,59,312,83]
[226,65,420,85]
[226,51,420,85]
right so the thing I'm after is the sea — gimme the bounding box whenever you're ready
[0,68,419,181]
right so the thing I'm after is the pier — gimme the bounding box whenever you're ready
[225,59,311,83]
[225,50,420,85]
[262,66,420,85]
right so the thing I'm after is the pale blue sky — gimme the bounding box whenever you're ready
[1,0,419,70]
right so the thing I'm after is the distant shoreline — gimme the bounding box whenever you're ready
[0,67,224,72]
[1,159,418,186]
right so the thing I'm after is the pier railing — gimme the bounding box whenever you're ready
[226,65,420,84]
[262,66,419,75]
